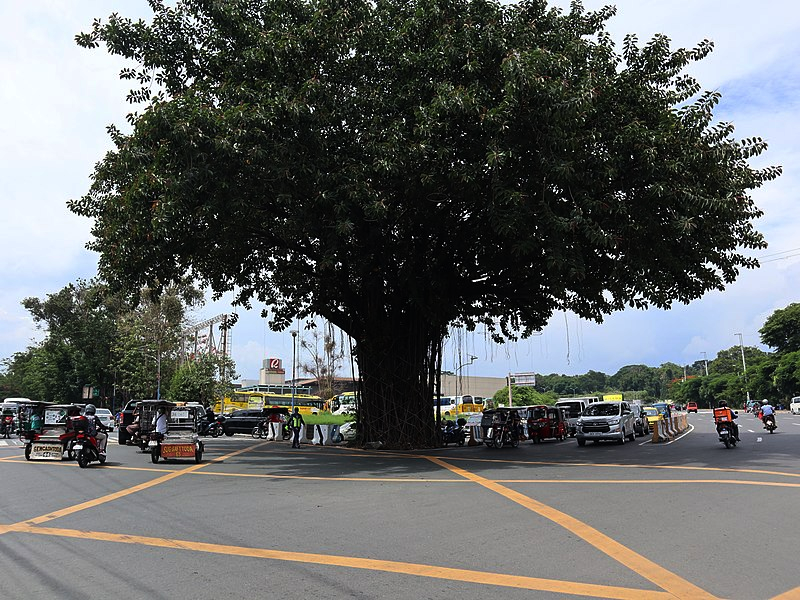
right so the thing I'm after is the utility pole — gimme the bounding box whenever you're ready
[291,330,298,411]
[735,333,751,405]
[701,352,709,377]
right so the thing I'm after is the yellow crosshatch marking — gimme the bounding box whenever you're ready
[1,440,798,599]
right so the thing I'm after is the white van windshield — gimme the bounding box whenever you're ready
[583,403,621,417]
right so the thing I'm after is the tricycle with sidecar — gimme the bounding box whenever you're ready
[483,407,523,449]
[526,405,567,443]
[19,402,83,461]
[142,401,205,464]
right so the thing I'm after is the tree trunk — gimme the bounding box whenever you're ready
[353,311,444,449]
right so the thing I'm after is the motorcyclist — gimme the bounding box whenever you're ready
[509,410,523,441]
[0,412,12,437]
[84,404,111,454]
[760,399,776,427]
[199,407,215,435]
[126,408,141,440]
[714,400,740,441]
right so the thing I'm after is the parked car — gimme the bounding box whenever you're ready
[95,408,115,430]
[686,402,698,413]
[630,404,650,436]
[223,409,270,435]
[575,401,637,446]
[790,397,800,415]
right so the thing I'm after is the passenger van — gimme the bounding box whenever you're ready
[556,397,600,436]
[790,396,800,415]
[575,401,637,446]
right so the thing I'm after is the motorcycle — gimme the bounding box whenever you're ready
[716,422,737,449]
[1,415,13,439]
[441,418,467,446]
[762,414,777,433]
[73,429,106,467]
[200,416,225,438]
[490,421,520,449]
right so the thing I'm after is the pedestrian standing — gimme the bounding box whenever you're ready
[288,408,305,448]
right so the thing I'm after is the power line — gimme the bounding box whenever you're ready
[758,247,800,259]
[760,252,800,264]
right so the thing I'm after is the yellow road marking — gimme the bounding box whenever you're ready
[427,456,718,600]
[193,471,461,482]
[5,455,797,489]
[772,586,800,599]
[439,455,800,479]
[15,441,268,526]
[3,523,672,600]
[493,479,800,489]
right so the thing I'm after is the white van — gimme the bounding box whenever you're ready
[790,397,800,415]
[556,397,601,436]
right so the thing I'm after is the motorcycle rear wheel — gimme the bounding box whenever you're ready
[151,451,159,464]
[77,451,89,468]
[212,427,222,438]
[494,433,504,449]
[251,427,260,439]
[723,438,731,448]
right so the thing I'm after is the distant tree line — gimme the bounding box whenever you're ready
[0,279,236,411]
[492,304,800,410]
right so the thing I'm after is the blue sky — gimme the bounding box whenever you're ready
[1,1,798,384]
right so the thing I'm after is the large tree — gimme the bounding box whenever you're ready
[760,303,800,355]
[20,280,120,403]
[72,0,778,447]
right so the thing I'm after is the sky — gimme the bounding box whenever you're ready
[1,0,798,385]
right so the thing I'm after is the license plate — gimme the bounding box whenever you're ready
[31,443,63,460]
[160,443,195,458]
[583,431,602,436]
[148,440,159,447]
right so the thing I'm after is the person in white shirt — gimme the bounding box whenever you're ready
[153,406,169,437]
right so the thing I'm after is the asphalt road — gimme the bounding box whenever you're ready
[0,411,798,600]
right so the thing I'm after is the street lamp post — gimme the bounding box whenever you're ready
[454,355,478,398]
[735,333,751,405]
[156,350,162,400]
[701,352,709,377]
[291,330,298,411]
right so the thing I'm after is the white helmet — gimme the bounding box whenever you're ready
[761,399,768,405]
[84,404,96,415]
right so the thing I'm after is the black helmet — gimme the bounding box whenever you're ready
[718,400,727,407]
[84,404,96,415]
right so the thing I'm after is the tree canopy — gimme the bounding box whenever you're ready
[760,303,800,355]
[72,0,778,447]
